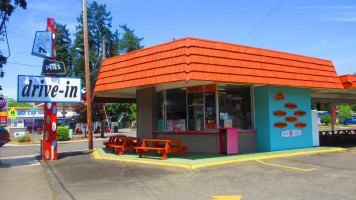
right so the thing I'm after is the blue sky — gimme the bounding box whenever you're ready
[1,0,356,99]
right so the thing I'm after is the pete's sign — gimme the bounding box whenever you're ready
[17,75,82,103]
[42,59,66,75]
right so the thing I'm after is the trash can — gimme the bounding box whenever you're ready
[69,129,73,139]
[218,128,238,154]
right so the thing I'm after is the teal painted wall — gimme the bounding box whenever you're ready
[254,86,271,151]
[254,86,313,151]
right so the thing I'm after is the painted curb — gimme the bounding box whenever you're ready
[92,147,346,170]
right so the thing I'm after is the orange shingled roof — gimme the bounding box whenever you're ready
[94,37,345,94]
[339,74,356,89]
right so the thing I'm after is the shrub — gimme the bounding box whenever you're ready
[57,126,69,141]
[321,115,331,124]
[17,135,31,142]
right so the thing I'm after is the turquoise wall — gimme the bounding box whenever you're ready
[254,86,313,151]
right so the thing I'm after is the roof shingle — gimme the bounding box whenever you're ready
[94,37,346,94]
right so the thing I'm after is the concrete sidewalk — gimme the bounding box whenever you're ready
[0,155,53,200]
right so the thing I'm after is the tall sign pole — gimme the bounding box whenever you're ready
[43,18,58,160]
[83,0,93,150]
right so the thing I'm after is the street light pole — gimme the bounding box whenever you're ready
[83,0,93,150]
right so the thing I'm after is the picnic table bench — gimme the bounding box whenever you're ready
[109,137,142,155]
[135,138,188,160]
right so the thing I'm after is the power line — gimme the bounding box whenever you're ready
[241,0,284,44]
[7,62,41,67]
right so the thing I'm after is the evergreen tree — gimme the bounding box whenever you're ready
[55,23,73,76]
[73,1,119,89]
[119,24,144,54]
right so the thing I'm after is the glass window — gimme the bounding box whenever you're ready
[205,90,217,130]
[218,85,252,130]
[166,88,186,131]
[157,91,164,131]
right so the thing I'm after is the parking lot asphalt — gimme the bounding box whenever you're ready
[41,146,356,200]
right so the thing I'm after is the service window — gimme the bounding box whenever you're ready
[166,88,187,131]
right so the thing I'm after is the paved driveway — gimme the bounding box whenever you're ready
[41,147,356,200]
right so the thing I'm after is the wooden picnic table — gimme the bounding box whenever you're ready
[319,129,356,137]
[135,138,188,160]
[109,137,142,155]
[103,135,126,150]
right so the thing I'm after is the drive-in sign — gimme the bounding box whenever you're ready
[17,75,82,103]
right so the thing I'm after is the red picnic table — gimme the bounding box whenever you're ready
[109,136,142,155]
[135,138,188,160]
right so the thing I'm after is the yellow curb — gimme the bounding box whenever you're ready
[92,147,346,170]
[93,149,192,169]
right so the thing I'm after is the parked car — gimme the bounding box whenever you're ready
[342,117,356,124]
[26,124,43,133]
[0,128,11,147]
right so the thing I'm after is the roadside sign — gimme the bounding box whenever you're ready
[0,111,7,126]
[8,107,17,119]
[31,31,53,58]
[41,59,66,75]
[17,75,82,103]
[0,97,7,110]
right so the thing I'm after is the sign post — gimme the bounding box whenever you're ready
[44,18,57,161]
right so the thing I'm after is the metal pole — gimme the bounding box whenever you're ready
[331,104,335,132]
[83,0,93,150]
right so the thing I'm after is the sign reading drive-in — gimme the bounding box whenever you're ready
[42,59,66,75]
[17,75,82,103]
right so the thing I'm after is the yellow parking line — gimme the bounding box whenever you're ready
[255,159,316,172]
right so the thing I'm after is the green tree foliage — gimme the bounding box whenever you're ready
[55,23,74,76]
[8,98,32,107]
[0,0,27,90]
[73,1,119,89]
[321,115,331,124]
[119,25,144,54]
[107,103,136,122]
[338,105,353,122]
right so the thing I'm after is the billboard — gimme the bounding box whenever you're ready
[17,75,82,103]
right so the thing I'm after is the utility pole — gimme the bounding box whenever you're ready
[83,0,93,150]
[101,38,105,138]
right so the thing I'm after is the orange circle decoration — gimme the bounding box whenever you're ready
[273,110,287,117]
[284,103,297,109]
[295,122,307,128]
[274,122,287,129]
[285,116,298,123]
[294,110,306,117]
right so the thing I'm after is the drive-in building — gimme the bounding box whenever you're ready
[93,37,356,153]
